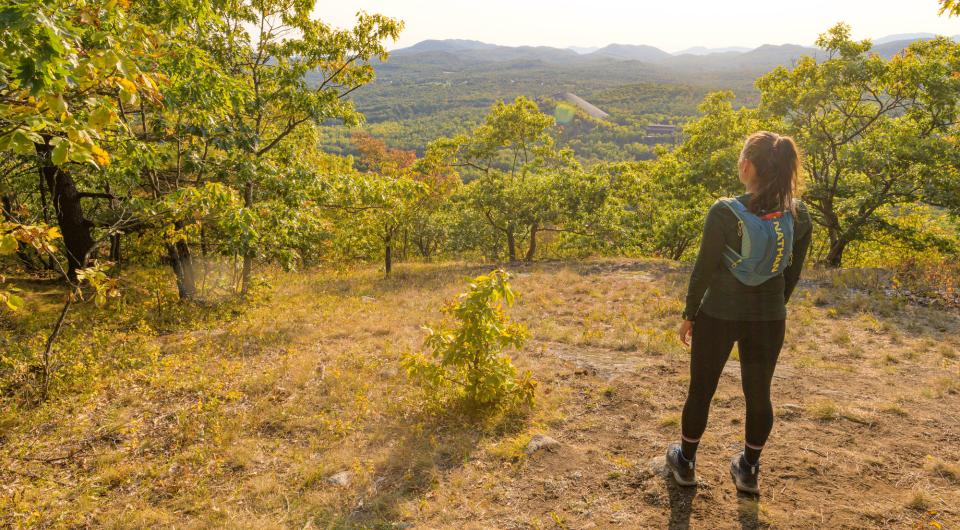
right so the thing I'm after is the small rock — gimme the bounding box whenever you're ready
[647,456,669,477]
[327,471,351,487]
[378,365,399,379]
[524,434,560,455]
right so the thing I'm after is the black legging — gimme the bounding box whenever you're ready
[681,313,785,449]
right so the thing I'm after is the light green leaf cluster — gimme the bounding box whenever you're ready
[0,0,161,168]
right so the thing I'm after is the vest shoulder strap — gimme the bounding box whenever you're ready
[718,197,749,218]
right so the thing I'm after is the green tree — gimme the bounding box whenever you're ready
[334,171,427,275]
[114,0,247,300]
[208,0,403,293]
[0,0,163,277]
[756,24,960,266]
[406,147,460,260]
[402,269,535,411]
[925,137,960,227]
[612,93,757,261]
[430,97,580,262]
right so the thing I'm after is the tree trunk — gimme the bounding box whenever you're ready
[384,232,393,276]
[167,244,196,296]
[240,180,254,294]
[167,241,197,301]
[37,164,56,271]
[199,223,209,295]
[506,228,517,263]
[524,223,538,262]
[109,232,122,265]
[824,236,847,269]
[415,236,429,259]
[816,196,848,268]
[35,139,94,279]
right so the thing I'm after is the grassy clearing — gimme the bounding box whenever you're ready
[1,259,959,528]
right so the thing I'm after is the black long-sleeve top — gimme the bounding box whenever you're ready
[682,193,813,322]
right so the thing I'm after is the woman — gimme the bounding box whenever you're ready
[665,131,812,495]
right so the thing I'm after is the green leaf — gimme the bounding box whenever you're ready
[4,294,25,311]
[43,23,66,55]
[51,139,68,165]
[46,93,67,115]
[88,105,113,130]
[12,130,36,154]
[0,234,18,254]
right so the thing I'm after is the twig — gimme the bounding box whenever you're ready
[0,466,72,487]
[41,294,72,400]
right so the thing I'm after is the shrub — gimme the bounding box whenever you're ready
[891,257,960,309]
[402,269,536,412]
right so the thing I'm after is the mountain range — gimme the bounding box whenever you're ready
[389,33,960,72]
[343,31,960,129]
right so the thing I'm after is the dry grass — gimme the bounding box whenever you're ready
[925,455,960,484]
[1,258,959,529]
[806,399,840,421]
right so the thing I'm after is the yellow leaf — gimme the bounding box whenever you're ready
[91,145,111,167]
[116,78,137,93]
[3,293,25,311]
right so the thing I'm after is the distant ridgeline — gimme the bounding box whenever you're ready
[313,32,958,162]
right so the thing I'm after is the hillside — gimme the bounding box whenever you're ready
[327,32,954,161]
[4,4,960,529]
[370,32,958,89]
[2,261,958,528]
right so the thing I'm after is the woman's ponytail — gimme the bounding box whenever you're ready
[740,131,801,216]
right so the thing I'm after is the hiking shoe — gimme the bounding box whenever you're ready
[666,443,697,486]
[730,453,760,495]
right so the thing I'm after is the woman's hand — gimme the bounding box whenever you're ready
[679,319,694,347]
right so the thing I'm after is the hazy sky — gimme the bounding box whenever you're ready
[313,0,958,51]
